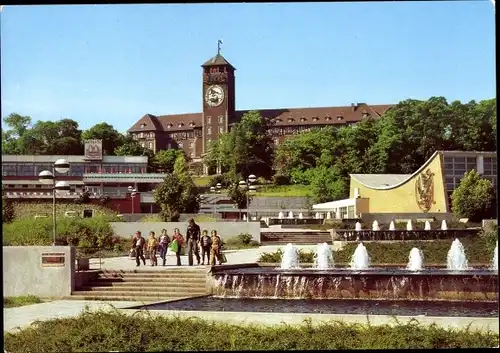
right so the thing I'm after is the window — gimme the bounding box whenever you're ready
[189,141,194,149]
[178,122,184,128]
[18,164,35,176]
[190,122,196,127]
[312,117,319,122]
[141,142,145,148]
[207,138,211,145]
[336,115,343,120]
[178,142,184,148]
[288,118,294,123]
[140,123,146,128]
[207,127,212,135]
[325,116,332,121]
[300,117,306,122]
[219,126,224,133]
[218,115,224,124]
[148,142,153,149]
[190,152,195,158]
[167,124,172,129]
[207,116,212,125]
[362,112,369,118]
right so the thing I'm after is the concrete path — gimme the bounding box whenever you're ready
[89,244,344,271]
[4,300,141,333]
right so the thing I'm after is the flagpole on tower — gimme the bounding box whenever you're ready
[217,39,223,55]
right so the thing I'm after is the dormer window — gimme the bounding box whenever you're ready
[178,122,184,128]
[275,118,282,123]
[167,123,173,129]
[312,116,319,122]
[140,123,146,128]
[287,118,294,123]
[189,122,196,127]
[362,112,369,118]
[337,115,344,121]
[300,117,306,122]
[325,116,332,121]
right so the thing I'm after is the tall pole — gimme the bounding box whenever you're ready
[52,167,57,246]
[132,195,135,214]
[246,185,249,223]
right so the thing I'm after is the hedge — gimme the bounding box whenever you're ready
[11,201,120,220]
[3,309,498,351]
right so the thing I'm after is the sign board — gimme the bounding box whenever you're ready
[41,252,66,267]
[84,139,103,161]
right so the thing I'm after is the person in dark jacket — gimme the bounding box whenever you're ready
[133,231,146,267]
[158,229,170,266]
[185,218,201,266]
[199,230,212,265]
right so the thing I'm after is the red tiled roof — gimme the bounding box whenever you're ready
[128,103,393,133]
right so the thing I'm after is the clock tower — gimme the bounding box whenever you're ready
[201,43,236,168]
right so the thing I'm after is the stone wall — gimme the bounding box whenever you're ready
[3,246,75,298]
[111,221,261,243]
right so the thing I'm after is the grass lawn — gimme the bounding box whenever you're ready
[193,176,212,187]
[253,184,311,197]
[4,295,44,308]
[4,309,498,351]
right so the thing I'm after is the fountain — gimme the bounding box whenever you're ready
[372,220,380,231]
[326,212,331,219]
[441,220,448,230]
[424,221,431,230]
[298,213,303,219]
[335,210,341,219]
[407,248,424,271]
[315,212,320,219]
[243,214,247,221]
[389,221,396,231]
[492,242,498,271]
[406,220,413,231]
[278,212,284,219]
[280,243,300,269]
[350,243,370,270]
[288,211,294,219]
[355,222,362,232]
[313,243,334,269]
[447,239,469,270]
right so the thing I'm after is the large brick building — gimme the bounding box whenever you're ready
[128,49,393,174]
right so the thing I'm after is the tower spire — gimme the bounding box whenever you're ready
[217,39,223,55]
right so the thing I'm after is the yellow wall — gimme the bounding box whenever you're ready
[349,153,448,213]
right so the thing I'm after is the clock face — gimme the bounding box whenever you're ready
[205,85,225,107]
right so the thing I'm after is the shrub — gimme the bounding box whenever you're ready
[3,216,116,250]
[11,201,120,220]
[4,309,498,351]
[258,237,495,265]
[139,214,162,222]
[4,295,43,308]
[237,233,253,245]
[259,248,315,263]
[222,234,259,250]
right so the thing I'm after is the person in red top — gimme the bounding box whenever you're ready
[172,228,184,266]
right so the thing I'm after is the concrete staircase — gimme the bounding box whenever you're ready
[261,231,332,245]
[69,268,209,302]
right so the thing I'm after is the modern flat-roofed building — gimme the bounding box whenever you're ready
[312,150,497,221]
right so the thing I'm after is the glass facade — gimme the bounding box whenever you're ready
[2,162,147,177]
[443,154,497,207]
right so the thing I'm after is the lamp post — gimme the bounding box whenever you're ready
[38,159,71,246]
[239,174,257,222]
[128,186,137,214]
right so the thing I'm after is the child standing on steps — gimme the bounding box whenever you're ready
[200,230,212,265]
[147,231,159,266]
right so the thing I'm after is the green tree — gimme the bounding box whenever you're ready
[309,166,348,204]
[227,183,251,218]
[153,149,184,173]
[173,153,200,214]
[82,123,124,156]
[153,173,184,222]
[451,170,495,222]
[203,111,274,180]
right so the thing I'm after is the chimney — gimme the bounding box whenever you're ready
[351,103,355,111]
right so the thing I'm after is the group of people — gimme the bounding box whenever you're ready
[130,218,224,267]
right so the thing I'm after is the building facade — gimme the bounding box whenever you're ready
[128,50,393,174]
[312,151,497,219]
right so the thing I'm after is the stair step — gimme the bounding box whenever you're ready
[88,279,206,287]
[65,295,187,302]
[79,286,207,293]
[98,273,206,279]
[73,290,208,297]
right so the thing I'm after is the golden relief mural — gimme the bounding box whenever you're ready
[415,169,435,212]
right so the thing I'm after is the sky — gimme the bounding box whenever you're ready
[1,2,496,133]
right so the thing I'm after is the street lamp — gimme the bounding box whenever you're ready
[38,159,71,246]
[239,174,257,222]
[128,186,137,214]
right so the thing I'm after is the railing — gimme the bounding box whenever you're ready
[333,228,482,241]
[74,246,129,271]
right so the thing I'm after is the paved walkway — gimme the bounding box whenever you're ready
[4,300,141,333]
[90,244,344,271]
